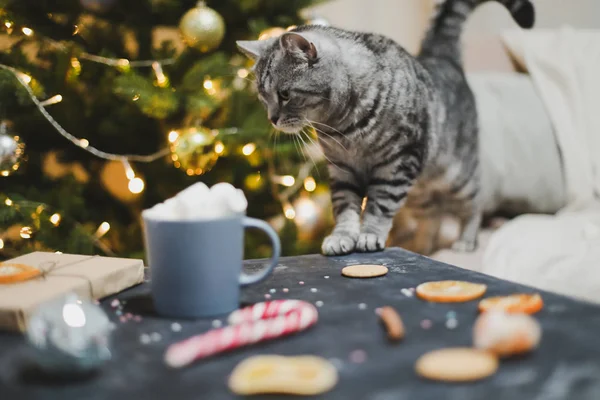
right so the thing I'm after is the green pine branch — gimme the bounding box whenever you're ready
[113,72,179,119]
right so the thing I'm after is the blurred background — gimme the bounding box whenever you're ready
[0,0,598,262]
[313,0,600,70]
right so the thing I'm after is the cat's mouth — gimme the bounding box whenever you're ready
[273,119,305,134]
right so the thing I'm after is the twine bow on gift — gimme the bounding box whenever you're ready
[0,256,98,297]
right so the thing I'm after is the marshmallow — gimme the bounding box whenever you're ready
[143,182,247,221]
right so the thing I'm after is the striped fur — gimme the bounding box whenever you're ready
[237,0,535,255]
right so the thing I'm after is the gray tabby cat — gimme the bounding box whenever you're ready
[237,0,535,256]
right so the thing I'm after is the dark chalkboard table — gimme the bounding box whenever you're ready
[2,248,600,400]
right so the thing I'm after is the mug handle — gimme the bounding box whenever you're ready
[239,217,281,287]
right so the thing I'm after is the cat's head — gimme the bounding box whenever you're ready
[237,32,335,134]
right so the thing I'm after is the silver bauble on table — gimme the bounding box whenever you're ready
[0,121,25,177]
[26,293,114,374]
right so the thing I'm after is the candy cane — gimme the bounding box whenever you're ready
[164,300,318,368]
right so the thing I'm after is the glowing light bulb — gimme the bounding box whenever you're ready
[294,197,319,226]
[152,62,167,87]
[242,143,256,156]
[50,213,61,226]
[18,73,31,84]
[20,226,33,239]
[0,239,4,249]
[237,69,249,79]
[128,177,145,194]
[79,138,89,148]
[214,141,225,155]
[95,222,110,237]
[21,27,33,36]
[304,177,317,192]
[5,198,13,206]
[203,79,213,90]
[5,22,12,29]
[284,203,296,219]
[281,175,295,187]
[168,130,179,143]
[40,94,63,106]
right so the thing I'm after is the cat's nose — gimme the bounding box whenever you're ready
[269,115,279,125]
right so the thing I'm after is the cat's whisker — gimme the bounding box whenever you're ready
[301,129,325,179]
[270,128,280,160]
[292,133,305,162]
[300,128,341,172]
[305,119,345,136]
[304,119,348,152]
[298,128,320,174]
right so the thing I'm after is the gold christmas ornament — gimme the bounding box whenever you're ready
[170,126,220,176]
[0,121,25,177]
[179,2,225,52]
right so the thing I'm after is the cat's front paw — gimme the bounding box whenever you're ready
[322,233,357,256]
[451,239,477,252]
[356,232,386,253]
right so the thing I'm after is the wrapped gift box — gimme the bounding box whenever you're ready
[0,252,144,332]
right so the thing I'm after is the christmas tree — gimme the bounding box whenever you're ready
[0,0,333,261]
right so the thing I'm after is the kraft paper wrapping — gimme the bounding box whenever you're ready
[0,252,145,333]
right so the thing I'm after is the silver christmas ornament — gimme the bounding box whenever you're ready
[0,121,25,177]
[26,293,113,374]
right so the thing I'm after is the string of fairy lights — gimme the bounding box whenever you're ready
[1,17,325,252]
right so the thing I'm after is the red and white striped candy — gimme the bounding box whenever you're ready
[164,300,318,368]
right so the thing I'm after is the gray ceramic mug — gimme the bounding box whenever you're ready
[142,215,280,318]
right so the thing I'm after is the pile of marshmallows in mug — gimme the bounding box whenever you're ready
[143,183,248,220]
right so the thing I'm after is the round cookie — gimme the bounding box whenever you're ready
[478,293,543,314]
[415,348,499,382]
[228,355,338,396]
[341,264,388,278]
[416,280,487,302]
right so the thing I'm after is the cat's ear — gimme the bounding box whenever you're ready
[279,33,317,63]
[236,40,272,61]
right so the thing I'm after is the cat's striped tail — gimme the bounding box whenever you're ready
[419,0,534,62]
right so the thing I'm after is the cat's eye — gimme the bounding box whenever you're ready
[278,90,290,101]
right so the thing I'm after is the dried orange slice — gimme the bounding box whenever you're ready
[416,280,487,303]
[0,263,41,284]
[478,293,543,314]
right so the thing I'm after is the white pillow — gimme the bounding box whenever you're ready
[468,72,566,215]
